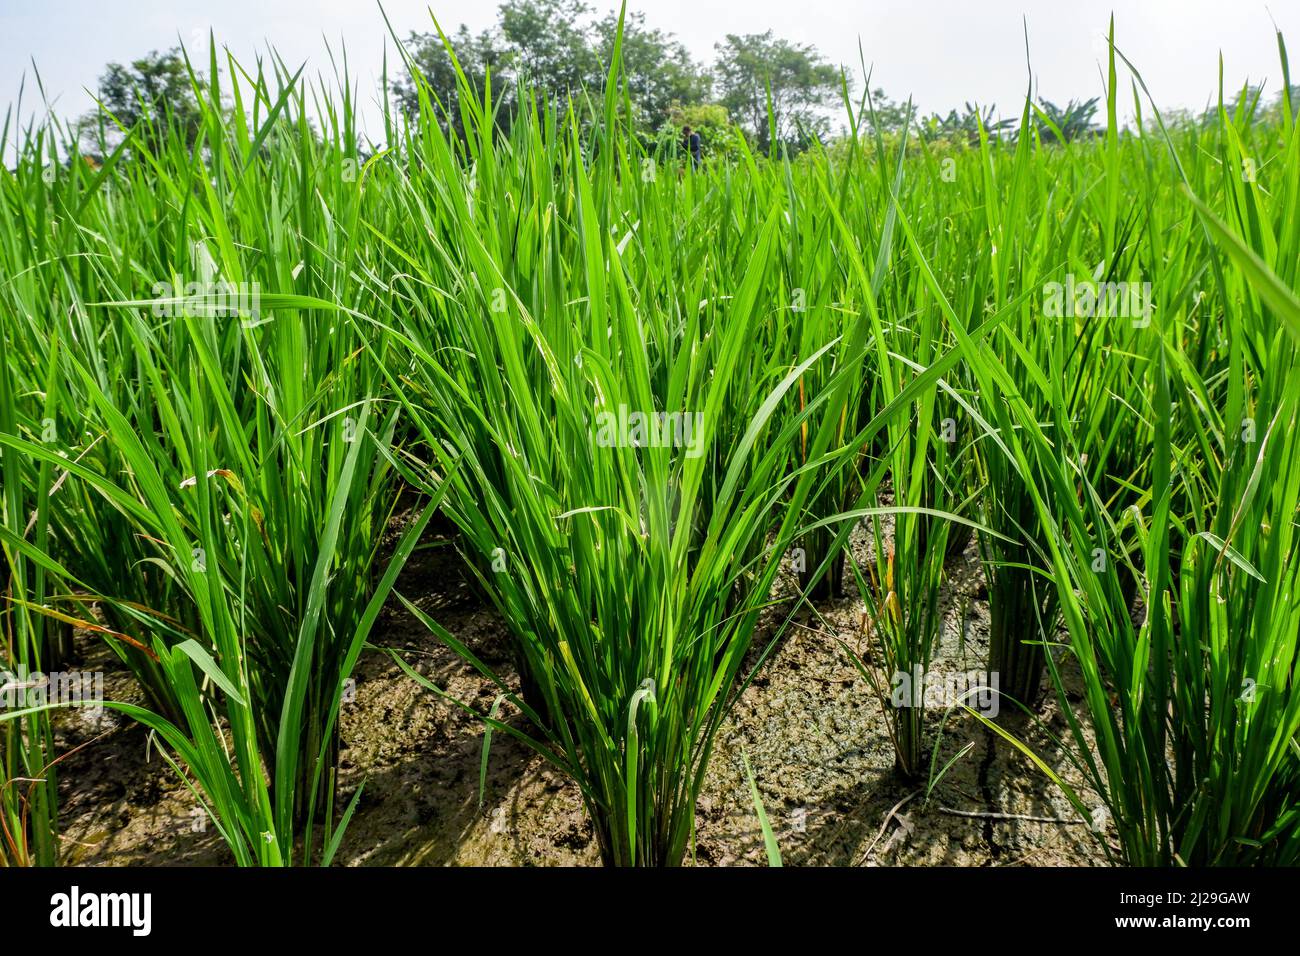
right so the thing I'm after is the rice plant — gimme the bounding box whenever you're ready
[0,43,433,864]
[960,30,1300,865]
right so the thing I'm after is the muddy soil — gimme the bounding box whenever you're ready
[52,516,1113,867]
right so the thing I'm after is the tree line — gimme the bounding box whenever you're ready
[390,0,848,154]
[76,1,1300,161]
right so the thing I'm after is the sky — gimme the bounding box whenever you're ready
[3,0,1297,146]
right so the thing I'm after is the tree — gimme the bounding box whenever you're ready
[1035,97,1100,143]
[393,25,511,136]
[498,0,599,104]
[919,102,1014,145]
[712,31,841,153]
[83,48,203,151]
[393,2,607,137]
[663,101,743,162]
[861,87,913,137]
[393,2,715,143]
[592,10,710,132]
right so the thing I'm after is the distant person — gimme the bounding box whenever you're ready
[682,125,701,169]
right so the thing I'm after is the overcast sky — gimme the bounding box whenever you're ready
[3,0,1295,144]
